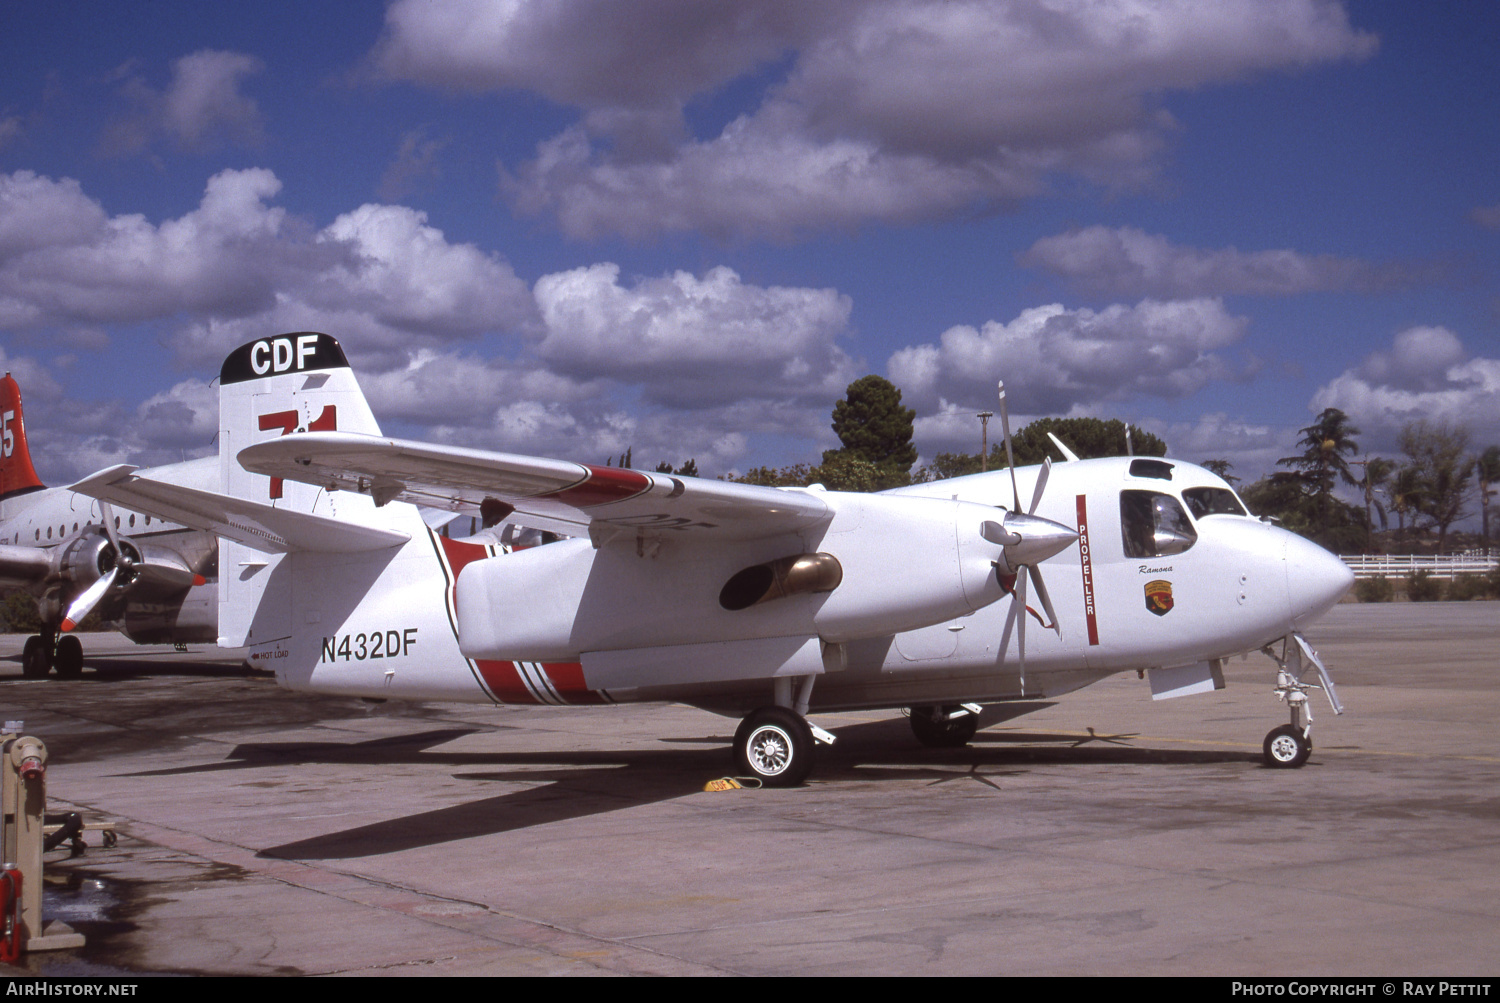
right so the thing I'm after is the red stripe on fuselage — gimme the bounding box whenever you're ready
[541,661,606,704]
[435,534,599,705]
[539,465,650,508]
[475,660,539,704]
[1076,493,1100,646]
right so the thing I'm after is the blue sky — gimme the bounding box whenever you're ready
[2,0,1497,489]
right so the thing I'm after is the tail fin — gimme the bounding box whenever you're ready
[0,372,45,505]
[217,333,407,650]
[218,332,382,505]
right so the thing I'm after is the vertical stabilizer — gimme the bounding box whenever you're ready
[217,333,391,648]
[213,332,492,702]
[0,373,45,508]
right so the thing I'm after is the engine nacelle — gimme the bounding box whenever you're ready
[54,527,140,592]
[454,492,1011,664]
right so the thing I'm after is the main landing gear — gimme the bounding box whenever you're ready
[733,675,836,787]
[1260,633,1342,769]
[908,704,981,748]
[19,629,83,680]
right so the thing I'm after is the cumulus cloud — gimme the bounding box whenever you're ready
[1020,226,1424,298]
[102,50,266,155]
[1311,328,1500,450]
[889,298,1253,415]
[0,168,328,330]
[533,263,855,407]
[0,167,537,368]
[0,168,866,476]
[376,0,1376,238]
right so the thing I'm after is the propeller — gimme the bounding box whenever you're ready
[61,501,138,632]
[986,381,1077,694]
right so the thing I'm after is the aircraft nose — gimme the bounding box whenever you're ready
[1284,532,1354,629]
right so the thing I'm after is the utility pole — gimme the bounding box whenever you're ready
[977,411,994,472]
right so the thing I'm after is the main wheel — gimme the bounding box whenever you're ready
[734,707,815,787]
[1263,724,1311,768]
[21,636,50,679]
[909,705,980,748]
[54,635,84,679]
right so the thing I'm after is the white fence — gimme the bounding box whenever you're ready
[1340,554,1499,580]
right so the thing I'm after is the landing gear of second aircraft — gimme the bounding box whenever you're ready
[19,629,83,679]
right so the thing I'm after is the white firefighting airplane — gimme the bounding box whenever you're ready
[0,374,216,677]
[71,333,1352,784]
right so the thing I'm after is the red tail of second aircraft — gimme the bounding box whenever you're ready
[1,372,45,501]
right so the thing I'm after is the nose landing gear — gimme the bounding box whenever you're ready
[1260,633,1342,769]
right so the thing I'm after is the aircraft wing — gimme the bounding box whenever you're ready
[236,432,832,542]
[0,543,51,589]
[70,465,410,554]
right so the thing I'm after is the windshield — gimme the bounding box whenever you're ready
[1182,486,1248,518]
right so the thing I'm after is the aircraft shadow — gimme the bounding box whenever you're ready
[198,714,1266,862]
[1,651,264,680]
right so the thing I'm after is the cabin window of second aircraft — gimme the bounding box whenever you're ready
[1120,490,1197,559]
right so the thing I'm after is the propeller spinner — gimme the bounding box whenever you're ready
[61,501,138,632]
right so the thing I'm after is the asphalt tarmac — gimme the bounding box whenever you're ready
[1,602,1497,976]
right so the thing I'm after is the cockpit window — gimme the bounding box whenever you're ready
[1182,486,1248,518]
[1120,490,1198,558]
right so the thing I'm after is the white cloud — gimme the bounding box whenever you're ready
[1311,328,1500,451]
[103,49,265,155]
[889,298,1253,415]
[0,167,876,479]
[378,0,1376,238]
[1020,226,1422,297]
[372,0,817,107]
[0,168,536,367]
[532,263,856,407]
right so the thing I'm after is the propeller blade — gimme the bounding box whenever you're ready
[1015,567,1029,695]
[997,381,1020,513]
[61,566,117,632]
[997,577,1021,668]
[1028,457,1051,516]
[1031,565,1062,637]
[98,500,122,553]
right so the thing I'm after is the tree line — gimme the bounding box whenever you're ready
[646,376,1497,556]
[1233,409,1498,555]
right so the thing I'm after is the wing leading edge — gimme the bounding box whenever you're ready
[236,432,832,542]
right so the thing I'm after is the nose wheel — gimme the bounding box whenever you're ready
[1263,724,1311,769]
[1260,633,1342,770]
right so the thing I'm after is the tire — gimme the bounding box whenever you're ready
[54,635,84,679]
[1263,724,1311,769]
[21,636,50,679]
[735,706,815,787]
[909,705,980,748]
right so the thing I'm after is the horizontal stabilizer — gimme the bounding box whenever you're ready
[70,465,409,555]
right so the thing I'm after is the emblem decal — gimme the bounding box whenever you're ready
[1144,579,1174,616]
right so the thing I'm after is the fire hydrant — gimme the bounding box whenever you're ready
[2,729,84,955]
